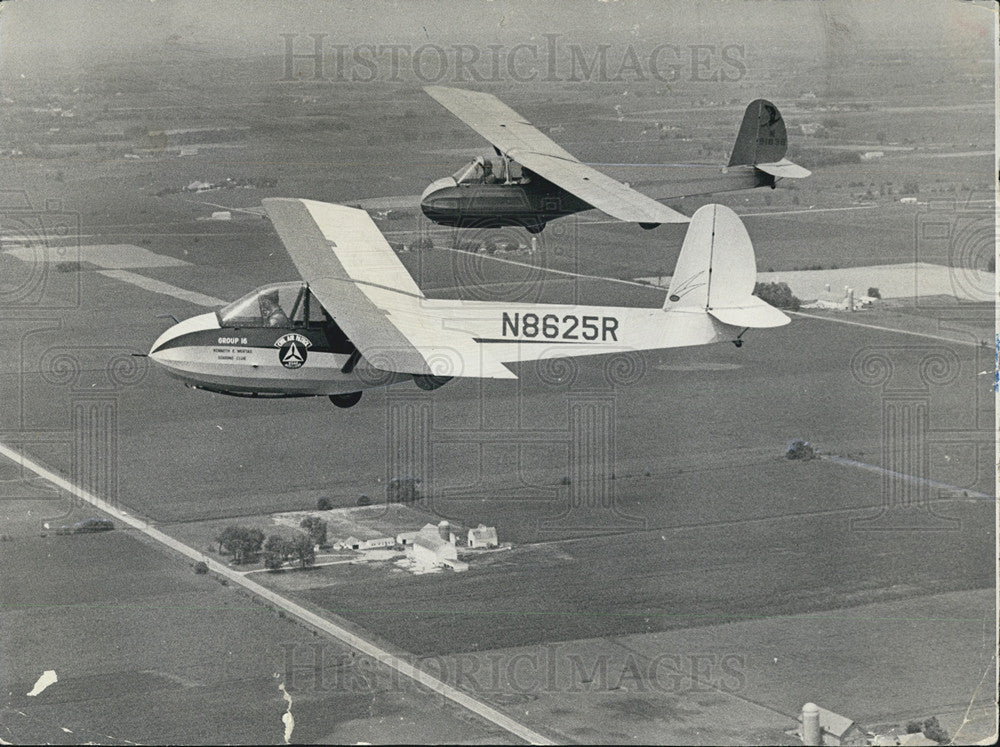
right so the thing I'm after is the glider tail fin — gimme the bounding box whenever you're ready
[728,99,811,179]
[728,99,787,167]
[664,204,789,328]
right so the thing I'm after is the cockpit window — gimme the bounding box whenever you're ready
[219,282,325,328]
[452,156,526,185]
[452,160,484,185]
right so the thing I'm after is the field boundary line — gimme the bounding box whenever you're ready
[787,311,988,348]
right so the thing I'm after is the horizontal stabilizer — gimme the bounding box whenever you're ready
[709,297,790,328]
[756,158,812,179]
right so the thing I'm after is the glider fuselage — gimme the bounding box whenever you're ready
[147,200,790,409]
[420,159,772,232]
[420,167,593,232]
[149,296,737,399]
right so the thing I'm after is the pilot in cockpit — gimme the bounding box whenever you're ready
[260,289,290,327]
[479,157,496,184]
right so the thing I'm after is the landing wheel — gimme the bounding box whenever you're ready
[732,339,743,348]
[525,222,545,234]
[329,391,363,408]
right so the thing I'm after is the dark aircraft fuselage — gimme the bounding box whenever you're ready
[419,156,773,232]
[420,169,592,232]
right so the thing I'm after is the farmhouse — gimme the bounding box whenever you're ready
[468,524,499,548]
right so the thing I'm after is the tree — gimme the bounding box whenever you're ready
[921,717,949,744]
[216,525,264,563]
[786,440,815,461]
[753,281,801,311]
[291,535,316,568]
[232,527,264,565]
[387,477,422,503]
[215,525,240,555]
[316,496,333,510]
[300,517,328,547]
[263,534,293,570]
[867,287,881,299]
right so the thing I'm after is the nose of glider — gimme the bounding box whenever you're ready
[149,311,220,362]
[421,176,458,203]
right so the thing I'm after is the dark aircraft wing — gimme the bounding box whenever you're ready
[424,86,689,225]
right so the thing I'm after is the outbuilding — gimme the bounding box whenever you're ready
[360,536,394,550]
[795,705,866,745]
[467,524,499,548]
[411,523,458,569]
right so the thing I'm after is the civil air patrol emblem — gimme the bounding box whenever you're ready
[275,333,312,369]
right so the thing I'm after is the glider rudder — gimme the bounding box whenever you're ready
[664,204,789,328]
[727,99,787,167]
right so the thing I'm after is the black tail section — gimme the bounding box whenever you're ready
[727,99,787,167]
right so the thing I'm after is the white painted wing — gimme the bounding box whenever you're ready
[513,150,691,224]
[263,198,517,379]
[346,194,423,211]
[425,85,578,161]
[424,86,689,225]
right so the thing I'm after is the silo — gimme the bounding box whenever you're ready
[802,702,821,746]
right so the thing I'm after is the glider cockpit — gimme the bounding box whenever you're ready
[217,281,355,354]
[220,282,324,329]
[451,156,528,186]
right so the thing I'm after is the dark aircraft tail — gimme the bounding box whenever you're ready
[728,99,810,179]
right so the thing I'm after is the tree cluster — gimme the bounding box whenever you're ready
[300,516,328,547]
[263,534,316,571]
[786,440,815,461]
[387,476,422,503]
[905,717,949,744]
[215,525,265,565]
[753,281,801,311]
